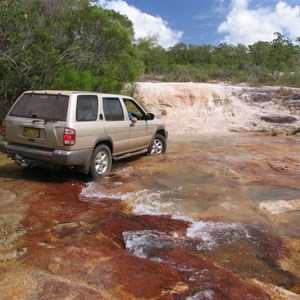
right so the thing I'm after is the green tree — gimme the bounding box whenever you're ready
[136,38,167,74]
[249,41,271,68]
[0,0,143,121]
[211,43,249,69]
[167,42,188,64]
[267,32,296,71]
[185,45,213,65]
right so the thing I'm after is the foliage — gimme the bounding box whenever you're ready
[0,0,143,122]
[136,33,300,87]
[278,87,293,97]
[1,0,300,123]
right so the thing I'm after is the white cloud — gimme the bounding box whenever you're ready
[98,0,183,48]
[218,0,300,45]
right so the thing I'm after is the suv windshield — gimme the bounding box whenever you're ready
[9,93,69,121]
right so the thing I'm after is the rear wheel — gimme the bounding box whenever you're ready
[149,134,166,155]
[90,145,112,180]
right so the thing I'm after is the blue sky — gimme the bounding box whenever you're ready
[98,0,300,48]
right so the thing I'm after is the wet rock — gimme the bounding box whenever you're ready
[0,223,27,249]
[251,280,300,300]
[268,125,300,136]
[113,181,124,187]
[0,186,28,262]
[292,93,300,100]
[285,92,300,113]
[1,135,300,299]
[247,92,275,103]
[261,115,297,124]
[52,221,90,239]
[12,187,272,299]
[288,100,300,112]
[279,238,300,285]
[259,199,300,214]
[0,247,27,261]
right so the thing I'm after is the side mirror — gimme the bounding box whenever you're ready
[146,113,155,120]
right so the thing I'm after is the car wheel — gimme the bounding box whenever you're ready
[149,134,166,155]
[90,144,112,180]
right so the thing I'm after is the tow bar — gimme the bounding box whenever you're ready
[13,154,30,168]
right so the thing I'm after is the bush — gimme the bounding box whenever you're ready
[277,87,293,96]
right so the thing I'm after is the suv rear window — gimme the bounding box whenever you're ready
[9,93,69,121]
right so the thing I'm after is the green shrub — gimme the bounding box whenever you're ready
[277,87,293,96]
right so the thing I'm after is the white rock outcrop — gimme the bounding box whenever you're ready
[134,82,300,136]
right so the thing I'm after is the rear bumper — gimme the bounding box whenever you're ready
[0,141,91,167]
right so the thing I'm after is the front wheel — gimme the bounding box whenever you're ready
[90,144,112,180]
[149,134,166,155]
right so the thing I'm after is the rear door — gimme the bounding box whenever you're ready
[102,97,130,155]
[5,92,69,149]
[72,94,100,149]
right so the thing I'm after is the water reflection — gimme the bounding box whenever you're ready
[81,133,300,296]
[82,133,300,226]
[1,133,298,297]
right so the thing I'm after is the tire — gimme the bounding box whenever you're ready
[149,134,166,155]
[90,144,112,180]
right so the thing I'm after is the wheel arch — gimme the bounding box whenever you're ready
[93,139,113,154]
[76,137,113,174]
[148,127,168,149]
[156,128,167,139]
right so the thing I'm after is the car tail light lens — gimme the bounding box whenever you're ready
[1,121,6,136]
[64,128,76,146]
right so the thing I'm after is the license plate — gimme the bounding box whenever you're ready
[24,127,40,138]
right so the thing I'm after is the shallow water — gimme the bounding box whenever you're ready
[80,133,300,297]
[1,133,300,298]
[82,133,300,229]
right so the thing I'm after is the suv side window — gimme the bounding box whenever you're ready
[103,98,124,121]
[123,98,146,120]
[76,95,98,121]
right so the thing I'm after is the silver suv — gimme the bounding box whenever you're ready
[0,90,167,179]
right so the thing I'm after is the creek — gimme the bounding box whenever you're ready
[0,133,299,299]
[81,133,300,298]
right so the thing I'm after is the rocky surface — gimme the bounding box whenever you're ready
[1,132,300,299]
[0,82,300,299]
[0,171,272,299]
[133,82,300,136]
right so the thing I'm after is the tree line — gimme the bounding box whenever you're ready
[139,33,300,85]
[1,0,300,122]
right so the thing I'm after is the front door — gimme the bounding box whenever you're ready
[123,98,154,151]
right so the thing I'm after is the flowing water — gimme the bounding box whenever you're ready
[80,133,300,298]
[0,133,300,299]
[82,133,300,230]
[81,134,300,299]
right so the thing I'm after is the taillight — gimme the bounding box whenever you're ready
[1,121,6,136]
[64,128,76,146]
